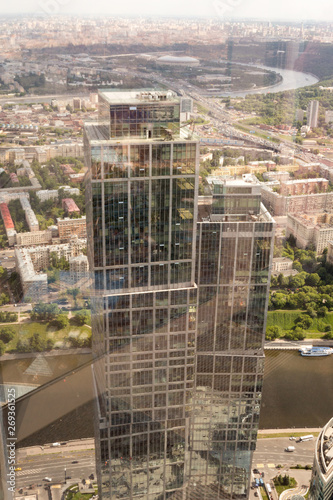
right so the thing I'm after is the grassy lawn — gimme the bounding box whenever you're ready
[260,487,269,500]
[267,310,333,337]
[274,476,296,495]
[65,483,97,500]
[234,123,280,143]
[4,321,91,353]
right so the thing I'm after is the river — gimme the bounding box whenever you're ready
[218,64,319,98]
[3,348,333,447]
[260,349,333,429]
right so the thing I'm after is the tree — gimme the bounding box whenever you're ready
[67,288,80,307]
[271,293,288,309]
[306,273,321,287]
[317,306,328,318]
[289,274,306,289]
[16,338,29,353]
[294,315,313,330]
[0,327,15,344]
[54,314,69,329]
[266,326,282,341]
[31,303,60,321]
[29,332,46,352]
[0,340,5,355]
[46,338,55,350]
[72,310,90,326]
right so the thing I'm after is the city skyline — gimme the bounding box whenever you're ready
[2,0,333,21]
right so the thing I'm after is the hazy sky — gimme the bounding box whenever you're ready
[2,0,333,21]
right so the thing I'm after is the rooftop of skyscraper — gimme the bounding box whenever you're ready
[98,89,180,105]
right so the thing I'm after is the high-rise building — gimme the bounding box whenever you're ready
[309,417,333,500]
[84,89,275,500]
[307,100,319,129]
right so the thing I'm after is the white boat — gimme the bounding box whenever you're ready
[300,346,333,357]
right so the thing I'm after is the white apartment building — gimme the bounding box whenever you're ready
[15,236,87,300]
[272,257,294,273]
[69,254,89,284]
[15,248,48,301]
[287,213,333,254]
[20,196,39,231]
[36,190,59,202]
[16,230,53,246]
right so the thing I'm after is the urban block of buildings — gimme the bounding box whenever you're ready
[261,182,333,217]
[85,89,275,500]
[15,236,88,300]
[286,213,333,254]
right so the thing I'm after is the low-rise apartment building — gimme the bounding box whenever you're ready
[62,198,80,215]
[57,216,86,241]
[286,213,333,254]
[15,236,87,300]
[272,257,294,274]
[15,247,48,301]
[16,230,53,246]
[261,185,333,216]
[279,178,328,196]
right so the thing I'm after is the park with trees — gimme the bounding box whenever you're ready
[266,238,333,340]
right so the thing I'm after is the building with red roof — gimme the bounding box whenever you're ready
[62,198,80,214]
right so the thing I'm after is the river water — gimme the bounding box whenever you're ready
[259,349,333,429]
[5,348,333,446]
[219,64,319,98]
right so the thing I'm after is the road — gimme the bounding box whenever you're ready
[16,442,96,491]
[254,437,315,468]
[249,437,315,500]
[14,436,314,493]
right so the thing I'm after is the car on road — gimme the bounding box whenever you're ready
[43,477,52,482]
[253,469,259,474]
[15,467,21,471]
[72,460,79,464]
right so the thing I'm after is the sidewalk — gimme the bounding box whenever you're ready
[258,428,321,436]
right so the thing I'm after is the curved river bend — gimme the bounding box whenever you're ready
[220,64,319,97]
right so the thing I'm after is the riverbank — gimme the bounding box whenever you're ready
[265,338,333,349]
[218,63,319,97]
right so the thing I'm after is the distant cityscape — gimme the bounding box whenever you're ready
[1,13,333,500]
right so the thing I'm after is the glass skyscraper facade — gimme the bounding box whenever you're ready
[84,89,275,500]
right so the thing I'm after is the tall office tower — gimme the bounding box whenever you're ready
[307,100,319,129]
[309,418,333,500]
[85,89,275,500]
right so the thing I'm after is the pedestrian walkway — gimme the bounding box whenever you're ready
[16,468,42,476]
[258,428,321,436]
[280,485,308,500]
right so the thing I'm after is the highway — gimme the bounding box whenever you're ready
[16,446,96,490]
[254,436,315,468]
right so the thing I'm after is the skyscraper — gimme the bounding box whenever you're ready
[84,89,275,500]
[309,418,333,500]
[307,100,319,129]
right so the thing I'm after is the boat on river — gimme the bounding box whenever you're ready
[299,346,333,357]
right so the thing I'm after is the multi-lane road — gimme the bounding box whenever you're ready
[15,436,315,492]
[16,445,96,490]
